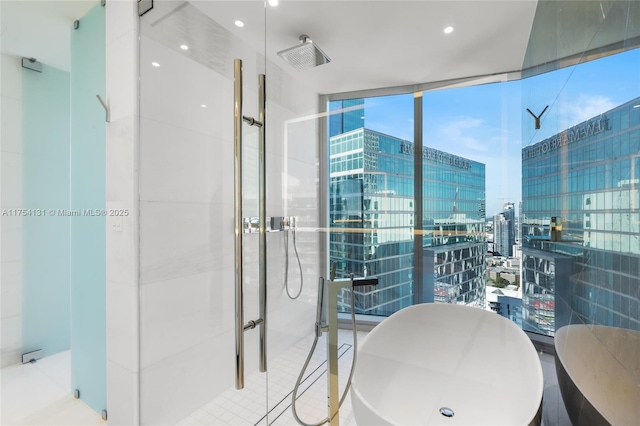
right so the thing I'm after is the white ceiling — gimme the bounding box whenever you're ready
[1,0,98,71]
[1,0,538,93]
[193,0,539,95]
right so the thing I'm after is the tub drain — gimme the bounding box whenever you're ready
[440,407,454,418]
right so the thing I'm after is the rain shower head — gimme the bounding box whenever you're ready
[277,35,330,70]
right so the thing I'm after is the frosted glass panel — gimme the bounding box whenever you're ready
[70,3,106,414]
[21,64,71,357]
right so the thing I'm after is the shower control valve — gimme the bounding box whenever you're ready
[242,217,260,233]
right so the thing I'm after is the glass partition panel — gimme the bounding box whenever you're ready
[521,47,640,336]
[70,3,106,413]
[422,83,518,309]
[328,94,415,317]
[1,0,106,422]
[138,1,269,424]
[21,56,71,360]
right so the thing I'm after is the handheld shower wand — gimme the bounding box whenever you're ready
[284,218,304,299]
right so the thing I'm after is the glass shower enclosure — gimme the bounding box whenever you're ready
[137,1,323,424]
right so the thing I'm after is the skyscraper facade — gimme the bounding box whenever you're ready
[328,99,365,138]
[330,127,486,316]
[493,202,516,256]
[521,97,640,336]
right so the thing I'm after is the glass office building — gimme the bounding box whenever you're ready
[494,202,516,256]
[521,96,640,336]
[330,127,486,316]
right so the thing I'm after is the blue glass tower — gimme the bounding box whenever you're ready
[522,96,640,335]
[329,99,364,138]
[330,127,486,315]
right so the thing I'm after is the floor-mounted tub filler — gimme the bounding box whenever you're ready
[292,271,378,426]
[350,303,544,425]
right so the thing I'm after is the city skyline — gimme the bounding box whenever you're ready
[355,48,640,216]
[329,127,486,315]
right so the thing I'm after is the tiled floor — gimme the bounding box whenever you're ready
[1,335,570,426]
[177,330,571,426]
[176,329,363,426]
[0,351,104,426]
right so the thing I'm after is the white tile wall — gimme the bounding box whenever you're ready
[1,54,23,368]
[105,0,140,424]
[0,315,22,367]
[1,152,21,207]
[106,30,139,123]
[138,36,235,140]
[107,360,139,426]
[106,115,137,203]
[140,271,227,369]
[0,215,22,264]
[1,97,22,154]
[1,54,22,100]
[1,261,22,318]
[138,118,233,204]
[106,281,139,372]
[138,200,234,285]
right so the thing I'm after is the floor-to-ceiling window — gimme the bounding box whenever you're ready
[328,45,640,339]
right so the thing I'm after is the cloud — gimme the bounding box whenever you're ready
[438,117,487,152]
[559,94,616,128]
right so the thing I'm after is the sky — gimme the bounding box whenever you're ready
[361,48,640,217]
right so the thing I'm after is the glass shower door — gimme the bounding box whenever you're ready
[138,1,269,424]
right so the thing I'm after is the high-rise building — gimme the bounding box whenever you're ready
[486,286,523,328]
[328,99,365,138]
[330,127,486,315]
[521,97,640,336]
[493,202,516,256]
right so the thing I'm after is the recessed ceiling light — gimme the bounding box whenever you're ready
[152,62,160,67]
[180,44,189,50]
[268,0,279,6]
[444,26,455,34]
[201,104,207,108]
[235,20,244,27]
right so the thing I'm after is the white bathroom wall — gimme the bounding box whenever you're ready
[0,54,23,367]
[105,1,140,425]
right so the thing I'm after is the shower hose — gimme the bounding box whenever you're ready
[291,285,358,426]
[285,228,304,299]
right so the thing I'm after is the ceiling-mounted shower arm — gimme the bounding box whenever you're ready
[277,34,331,70]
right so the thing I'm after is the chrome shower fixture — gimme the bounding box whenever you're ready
[277,35,331,70]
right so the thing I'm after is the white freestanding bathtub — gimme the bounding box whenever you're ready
[350,303,543,425]
[555,325,640,425]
